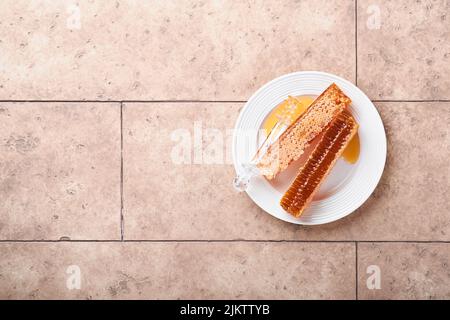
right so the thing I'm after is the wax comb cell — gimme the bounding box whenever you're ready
[280,111,359,217]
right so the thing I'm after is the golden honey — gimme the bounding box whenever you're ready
[342,131,360,164]
[262,96,314,135]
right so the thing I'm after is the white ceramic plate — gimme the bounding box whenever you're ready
[232,71,387,225]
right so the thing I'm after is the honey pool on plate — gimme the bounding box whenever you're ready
[261,96,360,197]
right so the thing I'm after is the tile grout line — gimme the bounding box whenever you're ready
[355,0,358,300]
[0,240,449,243]
[355,241,358,300]
[120,102,124,241]
[0,100,247,103]
[372,99,450,102]
[355,0,358,86]
[1,99,450,103]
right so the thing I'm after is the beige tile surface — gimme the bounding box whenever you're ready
[0,0,355,100]
[123,102,449,240]
[1,0,449,301]
[0,103,121,240]
[358,243,450,299]
[358,0,450,99]
[0,242,355,299]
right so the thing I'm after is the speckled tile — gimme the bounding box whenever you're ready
[123,102,449,240]
[358,0,450,99]
[358,243,450,299]
[0,103,121,240]
[0,242,355,299]
[122,102,254,240]
[0,0,355,100]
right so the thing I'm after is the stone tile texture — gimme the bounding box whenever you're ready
[358,0,450,99]
[0,0,449,301]
[358,243,450,299]
[0,103,121,240]
[0,0,355,100]
[0,242,355,299]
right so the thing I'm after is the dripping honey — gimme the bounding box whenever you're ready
[341,125,359,164]
[262,96,360,164]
